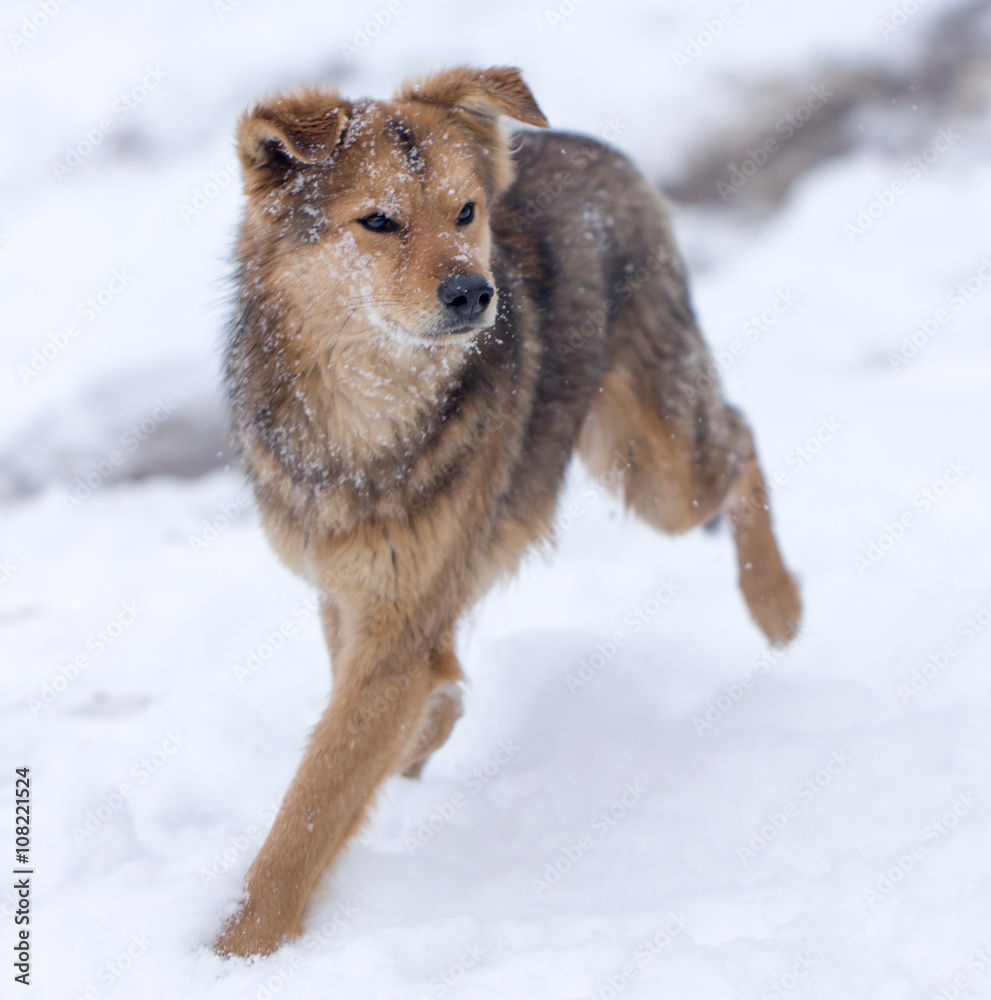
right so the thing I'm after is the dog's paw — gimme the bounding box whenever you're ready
[213,901,300,960]
[743,566,802,648]
[401,758,427,779]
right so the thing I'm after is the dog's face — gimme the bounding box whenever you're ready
[235,67,548,346]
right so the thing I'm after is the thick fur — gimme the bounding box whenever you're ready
[214,66,801,958]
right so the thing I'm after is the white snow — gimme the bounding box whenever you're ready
[3,1,991,998]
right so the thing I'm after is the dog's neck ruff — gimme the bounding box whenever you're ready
[317,332,473,463]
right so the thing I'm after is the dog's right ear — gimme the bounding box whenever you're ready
[236,92,348,195]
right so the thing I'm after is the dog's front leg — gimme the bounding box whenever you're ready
[214,608,435,958]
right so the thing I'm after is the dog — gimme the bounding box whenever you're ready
[213,66,801,958]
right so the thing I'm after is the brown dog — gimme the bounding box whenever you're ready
[214,66,801,958]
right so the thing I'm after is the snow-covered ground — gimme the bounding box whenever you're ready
[3,1,991,997]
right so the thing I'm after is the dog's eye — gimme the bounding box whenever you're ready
[456,202,475,226]
[358,213,400,233]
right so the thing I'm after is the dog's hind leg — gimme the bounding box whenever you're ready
[578,358,801,646]
[720,429,803,646]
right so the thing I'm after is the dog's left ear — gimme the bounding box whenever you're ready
[399,66,549,129]
[399,67,548,196]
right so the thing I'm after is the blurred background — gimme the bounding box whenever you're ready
[3,0,989,494]
[3,2,991,998]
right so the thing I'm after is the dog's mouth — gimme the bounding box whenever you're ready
[431,317,495,344]
[438,316,492,337]
[384,300,497,345]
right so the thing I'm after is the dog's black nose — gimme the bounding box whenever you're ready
[438,274,494,319]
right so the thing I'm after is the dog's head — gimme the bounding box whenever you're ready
[235,67,548,345]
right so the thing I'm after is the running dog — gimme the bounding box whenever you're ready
[214,66,801,957]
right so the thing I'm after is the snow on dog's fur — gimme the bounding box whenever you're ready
[215,65,801,957]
